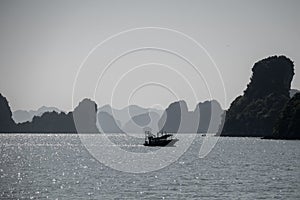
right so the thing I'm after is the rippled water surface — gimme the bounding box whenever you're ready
[0,134,299,199]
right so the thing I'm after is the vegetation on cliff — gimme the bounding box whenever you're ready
[221,55,294,137]
[271,93,300,139]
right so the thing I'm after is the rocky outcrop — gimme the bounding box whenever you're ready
[221,55,294,137]
[195,100,224,133]
[0,94,17,132]
[270,93,300,139]
[72,98,99,133]
[158,100,224,133]
[158,100,190,133]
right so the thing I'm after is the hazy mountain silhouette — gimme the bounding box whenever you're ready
[97,100,224,134]
[270,93,300,139]
[221,55,294,137]
[12,106,61,123]
[99,104,163,127]
[97,111,124,133]
[97,104,163,133]
[158,100,224,133]
[195,100,225,133]
[122,111,161,133]
[158,100,187,133]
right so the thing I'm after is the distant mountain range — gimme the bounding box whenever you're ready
[1,55,299,139]
[0,93,224,134]
[96,101,224,134]
[123,111,161,133]
[97,111,124,133]
[12,106,61,123]
[0,94,98,133]
[97,105,163,133]
[98,105,163,126]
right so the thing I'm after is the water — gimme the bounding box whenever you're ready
[0,134,299,199]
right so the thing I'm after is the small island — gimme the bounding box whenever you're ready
[220,55,299,139]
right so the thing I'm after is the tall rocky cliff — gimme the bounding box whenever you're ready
[72,98,99,133]
[0,94,17,132]
[158,100,224,133]
[221,55,294,137]
[271,93,300,139]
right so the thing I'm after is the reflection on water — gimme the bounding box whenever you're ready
[0,134,299,199]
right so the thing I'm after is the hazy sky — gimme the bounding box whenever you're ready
[0,0,299,111]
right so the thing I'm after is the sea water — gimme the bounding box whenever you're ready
[0,134,299,199]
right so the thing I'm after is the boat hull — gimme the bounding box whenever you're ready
[143,138,179,147]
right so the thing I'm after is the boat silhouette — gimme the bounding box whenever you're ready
[143,131,179,146]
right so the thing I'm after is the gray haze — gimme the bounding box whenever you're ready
[0,0,299,111]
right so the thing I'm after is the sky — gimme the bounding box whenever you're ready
[0,0,299,112]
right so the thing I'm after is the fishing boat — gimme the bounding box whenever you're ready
[143,131,179,146]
